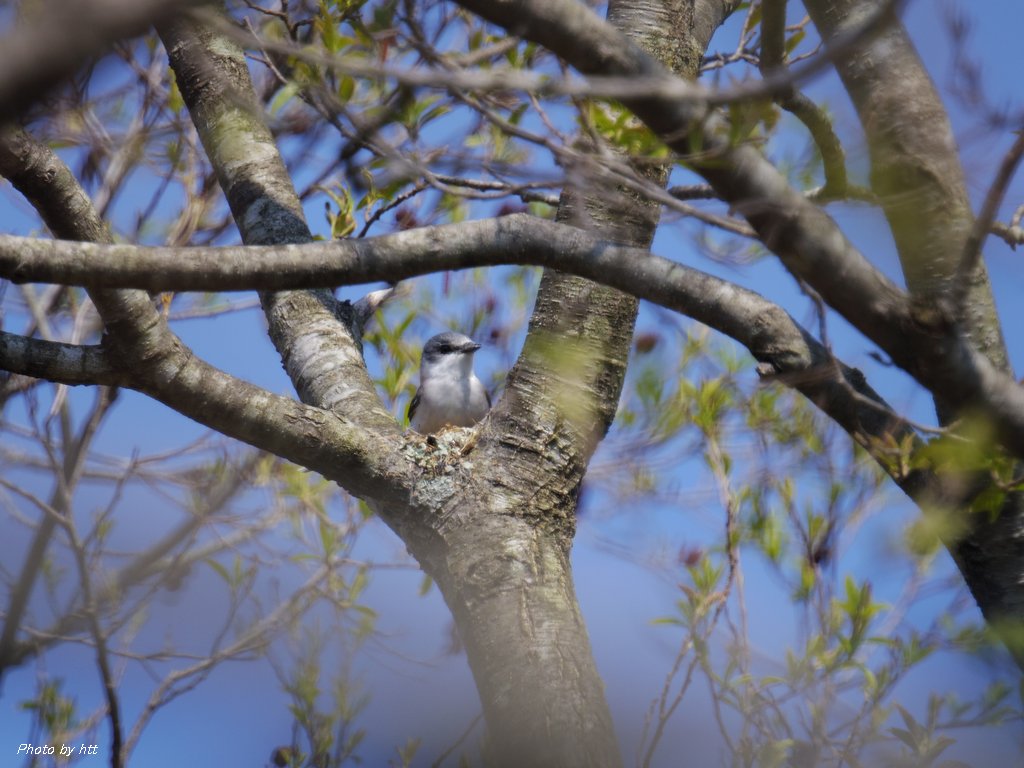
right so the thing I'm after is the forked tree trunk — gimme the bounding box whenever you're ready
[160,2,738,764]
[395,2,737,764]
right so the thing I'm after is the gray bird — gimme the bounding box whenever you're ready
[408,332,491,434]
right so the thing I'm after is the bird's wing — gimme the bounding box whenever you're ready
[407,389,421,426]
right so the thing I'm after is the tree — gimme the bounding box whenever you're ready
[1,0,1022,766]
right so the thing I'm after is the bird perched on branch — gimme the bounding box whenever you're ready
[408,332,490,434]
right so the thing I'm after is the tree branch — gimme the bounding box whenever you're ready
[0,0,202,117]
[776,92,848,196]
[992,220,1024,248]
[0,215,863,297]
[3,454,261,669]
[212,0,898,111]
[0,125,183,366]
[439,0,1024,465]
[158,12,395,429]
[0,332,121,387]
[0,214,931,483]
[3,211,1018,547]
[804,0,1009,374]
[805,0,1024,670]
[954,129,1024,309]
[759,0,848,195]
[0,127,410,517]
[0,387,117,678]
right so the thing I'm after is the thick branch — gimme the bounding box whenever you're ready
[0,126,114,244]
[3,214,1017,569]
[0,127,410,518]
[0,333,121,387]
[805,0,1024,667]
[0,215,926,480]
[129,344,410,503]
[158,13,394,428]
[0,332,410,508]
[0,0,201,117]
[0,125,160,343]
[804,0,1008,372]
[442,4,730,764]
[0,215,872,299]
[442,0,1024,467]
[0,320,411,533]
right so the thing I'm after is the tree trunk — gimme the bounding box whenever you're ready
[157,2,737,762]
[420,515,612,767]
[397,2,736,764]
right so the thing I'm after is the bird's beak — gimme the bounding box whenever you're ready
[462,342,482,353]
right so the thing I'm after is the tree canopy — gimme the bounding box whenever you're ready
[1,1,1023,766]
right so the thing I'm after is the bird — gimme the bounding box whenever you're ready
[408,332,491,434]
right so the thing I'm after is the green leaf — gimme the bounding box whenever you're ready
[889,726,918,750]
[205,558,231,584]
[784,28,806,56]
[269,81,300,114]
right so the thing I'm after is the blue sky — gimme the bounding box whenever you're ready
[2,2,1024,766]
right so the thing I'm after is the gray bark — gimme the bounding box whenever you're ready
[151,4,738,764]
[0,0,202,118]
[409,0,719,762]
[802,0,1009,382]
[416,3,729,764]
[448,0,1024,666]
[447,0,1024,465]
[805,0,1024,665]
[3,3,1022,765]
[0,211,963,536]
[158,17,396,429]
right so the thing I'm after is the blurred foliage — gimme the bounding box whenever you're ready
[1,1,1021,767]
[602,320,1022,767]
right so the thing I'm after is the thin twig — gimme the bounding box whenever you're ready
[212,0,909,110]
[953,128,1024,312]
[429,711,484,768]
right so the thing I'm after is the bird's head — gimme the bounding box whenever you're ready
[420,332,482,379]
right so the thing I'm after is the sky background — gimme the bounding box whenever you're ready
[2,1,1024,766]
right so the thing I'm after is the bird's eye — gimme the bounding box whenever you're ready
[438,344,452,353]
